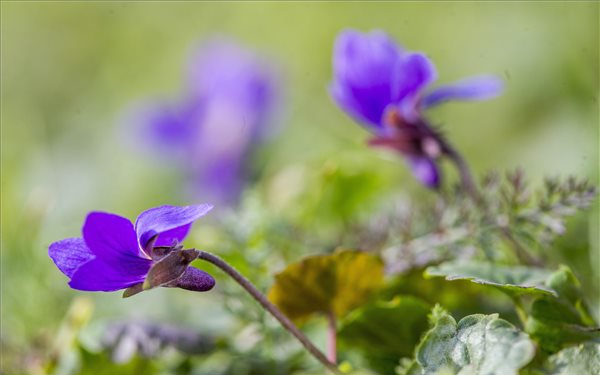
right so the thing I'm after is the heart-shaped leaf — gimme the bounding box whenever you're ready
[267,249,384,322]
[414,306,535,375]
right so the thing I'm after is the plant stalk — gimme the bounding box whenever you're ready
[326,311,337,364]
[443,141,479,201]
[196,250,341,374]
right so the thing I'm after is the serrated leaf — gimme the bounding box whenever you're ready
[267,249,384,322]
[542,342,600,375]
[415,306,535,375]
[425,261,555,297]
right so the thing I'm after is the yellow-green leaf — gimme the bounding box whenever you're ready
[267,249,384,323]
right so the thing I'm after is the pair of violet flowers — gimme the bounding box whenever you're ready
[50,30,503,295]
[133,39,279,205]
[330,29,503,188]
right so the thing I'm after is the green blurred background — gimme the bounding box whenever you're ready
[1,2,598,374]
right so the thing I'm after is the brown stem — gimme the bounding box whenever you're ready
[326,311,337,364]
[443,141,479,201]
[195,250,341,374]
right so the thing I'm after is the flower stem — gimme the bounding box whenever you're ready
[443,142,479,200]
[195,250,341,374]
[326,311,337,364]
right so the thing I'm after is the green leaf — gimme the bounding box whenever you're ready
[415,306,535,375]
[424,261,556,298]
[340,295,430,357]
[541,342,600,375]
[425,263,599,353]
[396,358,423,375]
[527,266,599,352]
[267,249,384,322]
[339,295,431,375]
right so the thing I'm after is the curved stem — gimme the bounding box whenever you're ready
[195,250,341,374]
[443,142,479,201]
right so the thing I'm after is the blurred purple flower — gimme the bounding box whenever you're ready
[330,29,503,188]
[48,204,215,296]
[133,39,279,204]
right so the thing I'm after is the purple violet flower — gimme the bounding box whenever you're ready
[48,204,215,297]
[330,29,503,188]
[133,39,279,205]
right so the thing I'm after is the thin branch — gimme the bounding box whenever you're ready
[326,311,337,364]
[443,140,479,201]
[195,250,341,374]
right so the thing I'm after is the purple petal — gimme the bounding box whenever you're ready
[152,225,192,248]
[186,39,277,140]
[329,82,382,131]
[422,75,503,108]
[392,52,437,102]
[48,238,94,278]
[189,156,244,206]
[69,256,151,292]
[83,212,142,259]
[135,204,213,250]
[173,267,215,292]
[407,156,440,188]
[330,29,403,129]
[333,29,402,87]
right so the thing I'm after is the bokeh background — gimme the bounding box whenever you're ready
[2,2,598,374]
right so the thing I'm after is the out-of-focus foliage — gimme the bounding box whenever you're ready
[533,342,600,375]
[339,296,431,374]
[1,2,598,375]
[268,249,384,323]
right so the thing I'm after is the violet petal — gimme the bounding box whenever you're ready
[69,256,151,292]
[330,29,403,129]
[83,212,142,259]
[135,204,213,250]
[407,156,441,188]
[422,75,503,108]
[48,238,95,278]
[392,52,437,102]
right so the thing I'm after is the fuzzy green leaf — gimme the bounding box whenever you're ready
[267,249,384,322]
[415,306,535,375]
[424,261,555,297]
[541,342,600,375]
